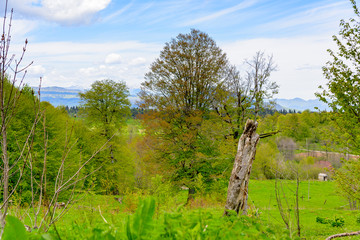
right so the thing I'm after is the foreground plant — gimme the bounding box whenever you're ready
[0,0,111,235]
[0,0,38,234]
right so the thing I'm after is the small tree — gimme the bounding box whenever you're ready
[214,51,278,140]
[245,51,278,119]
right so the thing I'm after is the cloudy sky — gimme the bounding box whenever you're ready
[3,0,355,99]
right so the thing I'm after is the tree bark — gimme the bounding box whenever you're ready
[224,119,259,215]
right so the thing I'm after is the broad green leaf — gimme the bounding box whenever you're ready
[2,215,28,240]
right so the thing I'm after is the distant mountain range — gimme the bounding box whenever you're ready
[274,98,328,112]
[36,86,81,107]
[35,86,140,107]
[34,86,329,111]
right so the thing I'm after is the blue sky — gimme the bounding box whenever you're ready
[4,0,355,99]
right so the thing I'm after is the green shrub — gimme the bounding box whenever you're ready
[316,216,344,227]
[316,216,330,224]
[331,217,345,227]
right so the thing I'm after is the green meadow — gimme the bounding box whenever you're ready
[6,180,359,239]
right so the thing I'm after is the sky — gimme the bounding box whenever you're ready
[3,0,356,99]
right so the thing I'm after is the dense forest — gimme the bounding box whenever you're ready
[1,0,360,239]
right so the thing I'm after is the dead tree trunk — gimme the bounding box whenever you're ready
[224,119,259,215]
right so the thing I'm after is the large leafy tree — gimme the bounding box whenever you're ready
[140,29,232,196]
[140,29,228,114]
[316,0,360,154]
[79,79,132,194]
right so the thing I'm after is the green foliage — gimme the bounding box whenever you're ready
[148,175,175,206]
[5,180,355,240]
[331,217,345,227]
[139,29,236,190]
[252,141,278,179]
[140,29,228,114]
[126,198,156,240]
[2,216,28,240]
[316,216,345,227]
[333,158,360,209]
[123,197,292,240]
[89,227,116,240]
[316,216,331,224]
[79,79,130,137]
[79,79,133,194]
[316,0,360,153]
[194,173,206,195]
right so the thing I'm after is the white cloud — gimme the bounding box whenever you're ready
[11,0,111,25]
[221,35,336,100]
[129,57,146,66]
[16,40,160,89]
[28,64,46,75]
[105,53,122,64]
[10,19,38,41]
[15,35,337,100]
[79,67,97,76]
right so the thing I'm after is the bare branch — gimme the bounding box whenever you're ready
[326,230,360,240]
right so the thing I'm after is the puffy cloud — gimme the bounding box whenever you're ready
[79,67,98,76]
[11,0,111,25]
[105,53,122,64]
[129,57,146,66]
[13,40,160,89]
[28,64,46,75]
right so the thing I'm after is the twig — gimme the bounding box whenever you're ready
[259,130,280,139]
[98,206,108,224]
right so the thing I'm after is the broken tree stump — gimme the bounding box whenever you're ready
[224,119,259,216]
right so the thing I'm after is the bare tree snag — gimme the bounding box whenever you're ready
[224,119,259,215]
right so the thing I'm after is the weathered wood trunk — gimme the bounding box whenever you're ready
[224,119,259,215]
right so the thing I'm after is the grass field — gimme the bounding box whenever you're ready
[249,180,360,239]
[8,180,360,239]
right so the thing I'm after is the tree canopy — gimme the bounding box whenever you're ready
[140,29,229,115]
[79,79,130,138]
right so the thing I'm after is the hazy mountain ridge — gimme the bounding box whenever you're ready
[34,86,328,111]
[34,86,140,107]
[275,98,328,111]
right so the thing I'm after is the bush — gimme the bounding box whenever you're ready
[331,217,345,227]
[357,214,360,224]
[316,216,344,227]
[316,216,330,224]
